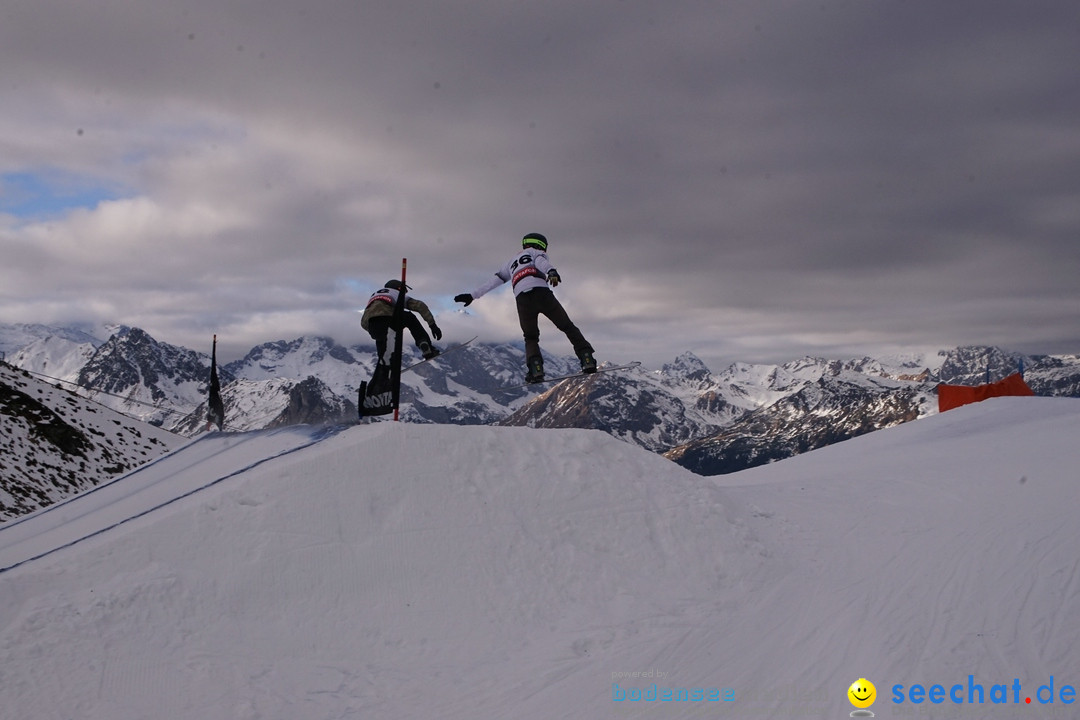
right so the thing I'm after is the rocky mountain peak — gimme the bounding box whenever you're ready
[660,351,713,384]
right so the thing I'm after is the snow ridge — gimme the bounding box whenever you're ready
[0,425,345,573]
[0,399,1076,719]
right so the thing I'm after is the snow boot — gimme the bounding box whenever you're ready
[578,349,597,374]
[419,341,440,360]
[525,355,545,383]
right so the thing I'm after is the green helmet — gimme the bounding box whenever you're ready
[522,232,548,252]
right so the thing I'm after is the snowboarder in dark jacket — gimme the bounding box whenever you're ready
[454,233,596,383]
[362,280,442,363]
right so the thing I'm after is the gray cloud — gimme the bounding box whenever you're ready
[2,0,1078,368]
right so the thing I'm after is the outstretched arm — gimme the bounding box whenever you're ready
[456,271,508,306]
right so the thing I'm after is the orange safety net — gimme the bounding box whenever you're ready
[937,372,1035,413]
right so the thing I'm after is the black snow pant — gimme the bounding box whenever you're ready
[367,313,431,363]
[515,287,593,363]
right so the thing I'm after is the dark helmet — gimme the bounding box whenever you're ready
[522,232,548,252]
[384,279,410,291]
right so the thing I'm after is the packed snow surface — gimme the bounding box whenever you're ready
[1,397,1077,719]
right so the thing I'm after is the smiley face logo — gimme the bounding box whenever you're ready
[848,678,876,709]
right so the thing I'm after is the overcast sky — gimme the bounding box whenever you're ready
[2,0,1078,369]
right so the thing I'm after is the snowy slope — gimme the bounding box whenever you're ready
[1,397,1077,718]
[0,362,184,521]
[0,323,105,359]
[706,397,1080,716]
[226,336,367,386]
[8,334,100,381]
[0,426,342,573]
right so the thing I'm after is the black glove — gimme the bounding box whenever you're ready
[454,293,473,307]
[546,269,561,287]
[429,323,442,341]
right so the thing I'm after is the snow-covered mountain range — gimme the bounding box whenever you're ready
[0,323,578,434]
[3,322,1079,496]
[503,347,1080,476]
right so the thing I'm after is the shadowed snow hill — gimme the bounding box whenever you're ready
[1,398,1078,719]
